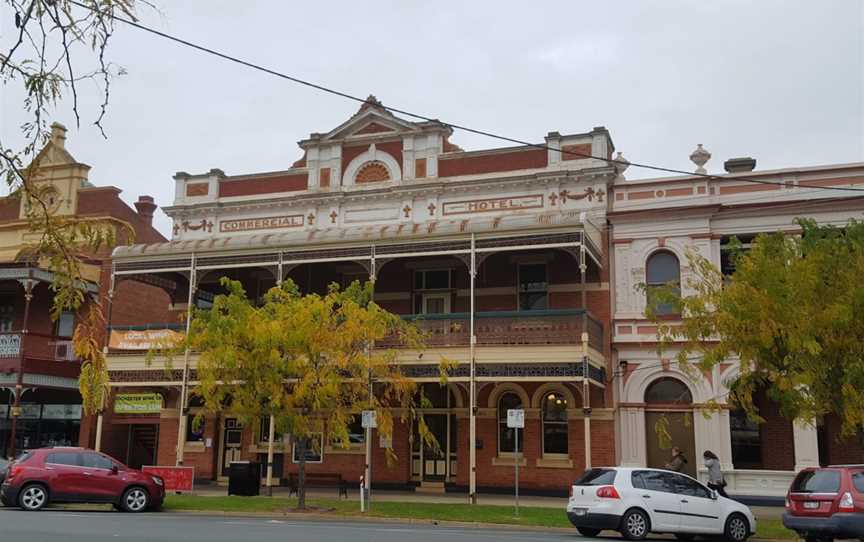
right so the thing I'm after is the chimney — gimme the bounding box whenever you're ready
[724,157,757,173]
[50,122,67,149]
[134,195,157,227]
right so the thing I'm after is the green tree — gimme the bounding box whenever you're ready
[2,0,149,415]
[648,219,864,434]
[166,278,445,509]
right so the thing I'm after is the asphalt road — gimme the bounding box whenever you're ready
[0,509,583,542]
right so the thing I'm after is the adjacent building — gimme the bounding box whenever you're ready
[0,123,165,458]
[610,152,864,496]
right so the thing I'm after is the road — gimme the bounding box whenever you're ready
[0,509,582,542]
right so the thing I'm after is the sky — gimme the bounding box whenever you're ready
[2,0,863,237]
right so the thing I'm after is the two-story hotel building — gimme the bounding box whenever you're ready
[96,97,618,496]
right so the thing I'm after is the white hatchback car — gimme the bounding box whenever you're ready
[566,467,756,541]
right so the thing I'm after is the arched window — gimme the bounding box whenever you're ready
[498,392,523,453]
[355,161,390,183]
[646,251,681,315]
[644,377,693,404]
[542,392,568,456]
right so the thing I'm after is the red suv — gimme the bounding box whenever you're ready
[783,465,864,541]
[0,447,164,512]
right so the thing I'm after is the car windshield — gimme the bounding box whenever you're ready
[574,468,617,486]
[792,470,842,493]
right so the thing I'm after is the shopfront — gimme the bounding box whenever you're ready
[1,388,82,455]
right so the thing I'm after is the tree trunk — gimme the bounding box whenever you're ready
[298,438,307,509]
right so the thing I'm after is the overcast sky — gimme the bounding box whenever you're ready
[2,0,862,236]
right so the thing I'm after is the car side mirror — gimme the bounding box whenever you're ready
[710,489,718,500]
[111,465,119,475]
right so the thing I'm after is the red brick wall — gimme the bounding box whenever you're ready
[111,278,176,327]
[755,391,796,471]
[439,149,547,178]
[821,414,864,466]
[218,174,308,197]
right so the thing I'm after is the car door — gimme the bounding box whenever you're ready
[632,470,681,531]
[80,452,125,502]
[44,451,83,501]
[670,473,723,534]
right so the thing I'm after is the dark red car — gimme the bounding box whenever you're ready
[0,447,164,512]
[783,465,864,541]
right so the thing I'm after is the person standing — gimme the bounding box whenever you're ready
[703,450,728,497]
[664,446,688,472]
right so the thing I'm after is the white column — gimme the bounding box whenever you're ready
[793,419,820,471]
[176,254,197,466]
[618,407,647,467]
[468,235,477,504]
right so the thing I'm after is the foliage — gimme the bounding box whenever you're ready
[648,219,864,435]
[159,278,447,508]
[2,1,147,414]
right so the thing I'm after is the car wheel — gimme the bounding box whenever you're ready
[577,527,602,537]
[18,484,48,511]
[620,509,650,540]
[120,487,150,513]
[724,513,750,542]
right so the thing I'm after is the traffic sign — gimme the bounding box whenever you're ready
[362,410,377,429]
[507,409,524,429]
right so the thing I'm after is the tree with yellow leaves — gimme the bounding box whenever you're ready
[173,278,444,509]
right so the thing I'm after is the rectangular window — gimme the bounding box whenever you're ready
[0,294,14,332]
[518,263,548,311]
[292,433,324,463]
[730,409,762,469]
[852,471,864,494]
[347,416,365,445]
[720,235,756,277]
[185,415,205,442]
[498,423,523,453]
[414,269,451,290]
[258,417,283,444]
[56,311,75,338]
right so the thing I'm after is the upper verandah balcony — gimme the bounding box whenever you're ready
[105,223,608,358]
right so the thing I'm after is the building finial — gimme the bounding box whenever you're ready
[689,144,711,174]
[360,95,383,111]
[50,122,67,149]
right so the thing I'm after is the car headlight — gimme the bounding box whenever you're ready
[151,476,164,486]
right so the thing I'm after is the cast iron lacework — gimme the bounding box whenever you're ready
[400,362,606,382]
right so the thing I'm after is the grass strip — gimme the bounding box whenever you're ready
[163,495,795,539]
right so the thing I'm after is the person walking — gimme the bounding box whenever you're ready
[664,446,688,472]
[703,450,728,498]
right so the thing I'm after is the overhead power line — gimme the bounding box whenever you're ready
[70,1,864,194]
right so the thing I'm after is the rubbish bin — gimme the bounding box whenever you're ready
[228,461,261,496]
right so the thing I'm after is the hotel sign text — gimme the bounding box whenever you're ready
[442,195,543,216]
[219,215,304,233]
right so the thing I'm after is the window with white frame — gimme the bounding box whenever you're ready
[542,392,569,456]
[413,269,452,315]
[645,251,680,315]
[497,392,523,454]
[292,433,324,463]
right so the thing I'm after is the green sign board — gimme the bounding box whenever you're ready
[114,393,163,414]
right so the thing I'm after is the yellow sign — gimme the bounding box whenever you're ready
[114,393,163,414]
[109,329,184,350]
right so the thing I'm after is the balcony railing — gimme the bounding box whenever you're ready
[382,309,604,350]
[107,310,605,354]
[0,332,79,362]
